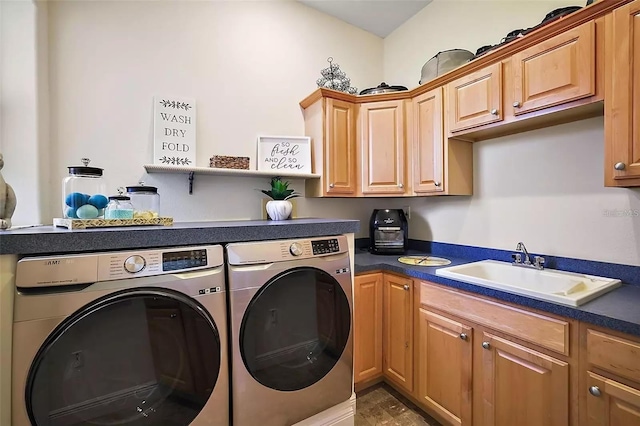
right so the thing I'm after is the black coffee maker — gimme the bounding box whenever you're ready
[369,209,409,255]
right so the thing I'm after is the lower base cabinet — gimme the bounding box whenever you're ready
[383,274,414,393]
[586,372,640,425]
[418,308,473,426]
[354,274,640,426]
[481,332,569,426]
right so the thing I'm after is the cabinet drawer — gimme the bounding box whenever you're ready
[587,329,640,383]
[420,282,569,355]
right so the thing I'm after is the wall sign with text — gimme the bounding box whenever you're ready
[153,96,196,166]
[257,136,311,174]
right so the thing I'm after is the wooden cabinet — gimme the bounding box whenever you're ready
[511,21,595,115]
[304,97,357,196]
[354,273,383,384]
[586,372,640,426]
[412,88,444,194]
[583,327,640,426]
[383,274,414,393]
[481,332,570,426]
[359,100,408,195]
[605,0,640,187]
[418,308,472,426]
[447,62,503,133]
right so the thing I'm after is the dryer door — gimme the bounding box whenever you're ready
[25,288,221,426]
[240,266,351,391]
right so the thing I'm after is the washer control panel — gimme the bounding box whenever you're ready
[15,245,224,288]
[162,249,208,271]
[312,238,340,255]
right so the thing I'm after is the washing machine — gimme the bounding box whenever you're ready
[11,245,229,426]
[226,235,353,426]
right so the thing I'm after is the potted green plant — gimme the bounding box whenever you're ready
[261,177,300,220]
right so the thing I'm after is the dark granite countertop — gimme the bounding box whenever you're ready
[355,249,640,338]
[0,219,360,255]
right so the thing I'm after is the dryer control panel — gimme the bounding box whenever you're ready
[311,238,340,255]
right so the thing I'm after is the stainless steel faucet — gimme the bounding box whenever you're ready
[512,242,545,270]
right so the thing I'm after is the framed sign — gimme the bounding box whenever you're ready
[153,96,196,166]
[257,136,311,174]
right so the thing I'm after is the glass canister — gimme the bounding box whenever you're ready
[105,194,134,219]
[126,182,160,219]
[62,158,107,219]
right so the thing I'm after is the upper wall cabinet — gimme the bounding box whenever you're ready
[359,100,408,195]
[447,62,503,133]
[605,0,640,187]
[511,21,596,115]
[304,97,358,196]
[413,88,444,194]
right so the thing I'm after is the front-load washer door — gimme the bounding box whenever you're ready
[240,266,351,391]
[25,288,221,426]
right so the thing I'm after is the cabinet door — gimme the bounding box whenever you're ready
[325,98,357,194]
[448,62,503,133]
[383,274,413,392]
[586,372,640,426]
[511,21,595,115]
[354,273,383,384]
[360,100,406,195]
[481,332,569,426]
[413,88,444,194]
[418,308,472,426]
[605,0,640,186]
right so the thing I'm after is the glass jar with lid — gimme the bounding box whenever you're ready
[105,192,134,220]
[62,158,108,219]
[126,182,160,219]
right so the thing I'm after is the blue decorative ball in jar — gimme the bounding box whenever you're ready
[62,158,107,219]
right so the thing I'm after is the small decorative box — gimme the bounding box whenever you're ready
[209,155,250,170]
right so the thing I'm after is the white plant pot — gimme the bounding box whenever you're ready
[266,200,293,221]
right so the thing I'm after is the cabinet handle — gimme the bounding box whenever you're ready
[403,284,410,291]
[434,181,441,187]
[589,386,601,397]
[490,109,498,115]
[398,183,404,189]
[614,162,626,171]
[482,341,490,349]
[513,101,521,108]
[459,333,468,341]
[170,313,177,319]
[405,342,409,348]
[329,183,335,188]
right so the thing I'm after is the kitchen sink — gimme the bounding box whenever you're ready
[435,260,621,307]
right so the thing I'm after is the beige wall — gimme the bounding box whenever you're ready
[17,0,384,233]
[383,1,640,266]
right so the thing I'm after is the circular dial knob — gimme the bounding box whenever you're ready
[289,243,304,257]
[124,255,146,273]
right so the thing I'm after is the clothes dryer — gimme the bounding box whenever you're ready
[226,236,353,426]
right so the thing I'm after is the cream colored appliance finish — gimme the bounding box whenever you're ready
[15,245,223,287]
[436,260,621,307]
[226,235,353,426]
[12,246,229,426]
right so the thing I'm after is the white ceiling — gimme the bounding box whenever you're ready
[299,0,432,38]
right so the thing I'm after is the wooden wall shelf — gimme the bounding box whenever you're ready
[143,164,320,194]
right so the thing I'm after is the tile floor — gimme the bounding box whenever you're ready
[355,384,442,426]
